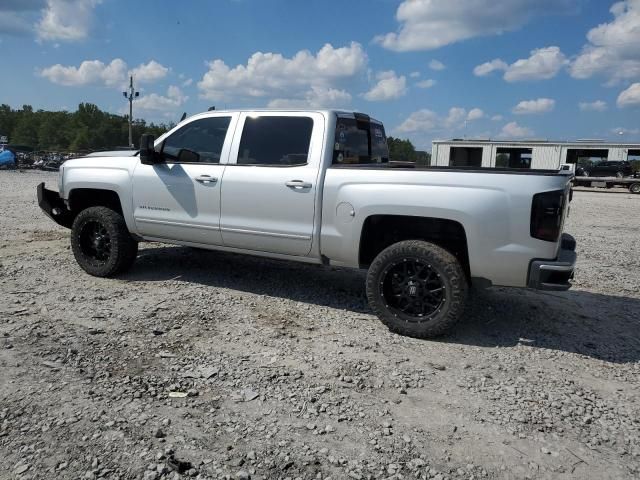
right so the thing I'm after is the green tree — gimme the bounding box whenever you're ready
[11,106,39,146]
[387,136,432,165]
[0,103,171,151]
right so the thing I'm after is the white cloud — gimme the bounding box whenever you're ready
[491,114,504,121]
[505,47,567,81]
[182,78,193,87]
[512,98,555,114]
[396,107,484,134]
[617,82,640,107]
[611,127,640,136]
[197,42,367,102]
[395,109,440,133]
[474,46,567,81]
[578,100,607,111]
[445,107,467,128]
[135,85,188,112]
[473,59,508,77]
[363,70,407,101]
[467,108,485,121]
[499,121,534,138]
[36,0,101,42]
[130,60,169,84]
[409,71,421,78]
[570,1,640,84]
[415,79,436,89]
[40,58,127,87]
[374,0,575,51]
[268,86,352,109]
[429,60,446,71]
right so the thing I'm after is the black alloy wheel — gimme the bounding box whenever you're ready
[79,220,112,263]
[380,258,446,322]
[71,206,138,277]
[366,240,468,338]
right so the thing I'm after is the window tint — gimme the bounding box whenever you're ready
[161,116,231,163]
[333,117,389,165]
[495,147,532,169]
[237,116,313,166]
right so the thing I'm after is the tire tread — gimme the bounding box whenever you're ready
[366,240,468,338]
[70,206,138,277]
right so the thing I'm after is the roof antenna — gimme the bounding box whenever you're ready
[208,106,216,111]
[179,112,187,122]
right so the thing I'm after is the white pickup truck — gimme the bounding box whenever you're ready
[38,109,576,338]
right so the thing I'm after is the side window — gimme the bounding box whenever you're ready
[237,116,313,166]
[161,116,231,163]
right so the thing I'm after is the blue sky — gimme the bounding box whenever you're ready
[1,0,640,150]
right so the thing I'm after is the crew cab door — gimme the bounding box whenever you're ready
[219,112,324,256]
[132,113,238,244]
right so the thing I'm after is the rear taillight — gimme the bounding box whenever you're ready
[530,190,565,242]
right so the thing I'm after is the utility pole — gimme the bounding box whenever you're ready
[123,75,139,148]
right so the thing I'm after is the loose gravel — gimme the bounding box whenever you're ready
[1,170,639,480]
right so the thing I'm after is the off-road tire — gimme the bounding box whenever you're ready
[366,240,468,338]
[630,182,640,194]
[71,206,138,277]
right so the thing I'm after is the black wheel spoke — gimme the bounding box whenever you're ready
[79,220,112,264]
[381,258,445,323]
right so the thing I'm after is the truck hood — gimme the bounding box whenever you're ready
[84,150,138,158]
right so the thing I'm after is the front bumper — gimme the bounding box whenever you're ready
[527,233,577,291]
[37,182,73,229]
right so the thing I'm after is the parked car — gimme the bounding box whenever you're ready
[37,109,576,338]
[576,160,633,178]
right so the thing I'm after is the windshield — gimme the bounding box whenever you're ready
[333,117,389,165]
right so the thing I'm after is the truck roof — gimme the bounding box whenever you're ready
[182,109,384,125]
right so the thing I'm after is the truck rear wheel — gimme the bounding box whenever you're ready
[71,206,138,277]
[366,240,468,338]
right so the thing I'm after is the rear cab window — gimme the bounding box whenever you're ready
[333,114,389,165]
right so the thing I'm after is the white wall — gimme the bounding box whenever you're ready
[608,148,628,161]
[532,145,562,169]
[433,143,639,168]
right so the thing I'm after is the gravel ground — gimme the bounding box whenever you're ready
[1,170,639,480]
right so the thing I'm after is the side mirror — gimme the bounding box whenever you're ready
[139,134,156,165]
[177,148,200,163]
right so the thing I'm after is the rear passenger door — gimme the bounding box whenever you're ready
[219,112,324,256]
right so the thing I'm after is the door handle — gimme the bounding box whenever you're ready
[195,175,218,184]
[285,180,312,189]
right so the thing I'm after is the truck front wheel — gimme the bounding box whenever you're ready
[366,240,468,338]
[71,206,138,277]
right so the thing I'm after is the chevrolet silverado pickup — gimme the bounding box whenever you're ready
[37,109,577,338]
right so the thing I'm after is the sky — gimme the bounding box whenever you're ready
[1,0,640,150]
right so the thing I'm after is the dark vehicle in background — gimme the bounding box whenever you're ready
[576,160,634,178]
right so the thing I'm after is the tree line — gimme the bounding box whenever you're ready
[387,136,431,165]
[0,103,171,152]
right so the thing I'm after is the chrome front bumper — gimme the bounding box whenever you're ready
[527,233,577,291]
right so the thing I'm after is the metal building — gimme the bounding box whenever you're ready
[431,139,640,170]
